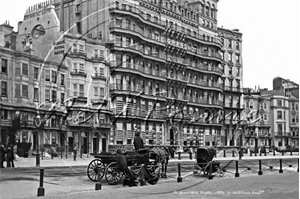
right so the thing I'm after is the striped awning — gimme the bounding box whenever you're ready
[126,130,132,138]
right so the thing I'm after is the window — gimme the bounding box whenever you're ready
[100,68,105,76]
[277,111,282,119]
[100,87,105,98]
[45,70,50,81]
[263,103,267,109]
[79,63,84,73]
[1,110,8,119]
[15,84,21,97]
[263,114,267,121]
[22,85,28,98]
[236,54,240,63]
[61,93,65,104]
[51,90,57,102]
[236,42,240,50]
[34,67,39,80]
[277,123,282,133]
[45,90,50,101]
[94,87,99,97]
[73,63,78,73]
[79,84,84,97]
[60,74,65,86]
[296,103,298,110]
[1,59,7,73]
[228,40,232,48]
[277,100,282,106]
[296,115,299,123]
[22,63,29,76]
[1,81,7,96]
[73,84,78,97]
[99,50,104,58]
[125,19,130,29]
[79,45,84,53]
[228,67,232,75]
[228,53,232,62]
[76,22,82,34]
[249,102,253,109]
[34,88,39,101]
[51,71,57,83]
[98,31,102,40]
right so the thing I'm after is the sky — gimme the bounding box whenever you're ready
[0,0,299,90]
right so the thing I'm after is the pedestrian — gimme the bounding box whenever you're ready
[80,145,83,158]
[116,149,136,187]
[73,144,77,161]
[6,145,14,168]
[0,144,6,168]
[133,131,144,151]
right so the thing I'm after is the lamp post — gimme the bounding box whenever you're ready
[34,114,41,167]
[238,126,243,159]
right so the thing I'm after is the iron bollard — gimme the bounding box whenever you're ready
[297,159,299,173]
[177,163,182,182]
[264,150,267,156]
[232,150,235,157]
[273,149,276,156]
[37,169,45,197]
[235,161,239,177]
[258,160,263,175]
[279,159,283,173]
[255,149,257,156]
[208,161,213,180]
[95,169,102,190]
[282,151,284,156]
[290,150,292,156]
[178,152,181,160]
[223,150,226,158]
[250,151,252,157]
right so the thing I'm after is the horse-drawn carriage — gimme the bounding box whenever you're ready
[193,147,225,177]
[87,146,172,185]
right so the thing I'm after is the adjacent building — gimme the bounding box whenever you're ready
[218,27,243,147]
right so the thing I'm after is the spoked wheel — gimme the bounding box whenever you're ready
[87,159,105,181]
[105,162,125,185]
[217,168,225,177]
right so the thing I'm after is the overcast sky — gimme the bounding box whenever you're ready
[1,0,299,90]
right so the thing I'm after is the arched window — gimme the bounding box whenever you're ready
[31,24,46,38]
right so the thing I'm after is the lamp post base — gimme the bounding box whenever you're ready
[36,153,40,167]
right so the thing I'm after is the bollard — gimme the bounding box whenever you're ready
[235,161,239,177]
[259,149,262,156]
[250,151,252,157]
[208,161,213,180]
[297,159,299,172]
[239,150,242,160]
[273,149,276,156]
[290,150,292,156]
[255,149,257,156]
[37,169,45,197]
[264,150,267,156]
[223,150,226,158]
[95,169,102,190]
[282,151,284,156]
[189,152,192,160]
[258,160,263,175]
[178,152,181,160]
[177,163,182,182]
[140,178,146,186]
[279,159,283,173]
[232,150,235,157]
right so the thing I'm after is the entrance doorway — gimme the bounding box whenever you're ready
[83,137,88,154]
[170,129,174,145]
[68,137,74,152]
[93,137,97,154]
[102,138,106,152]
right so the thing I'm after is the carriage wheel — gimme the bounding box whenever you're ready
[217,168,224,177]
[105,162,125,185]
[87,159,105,182]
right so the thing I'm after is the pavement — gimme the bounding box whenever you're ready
[14,172,299,199]
[3,151,299,168]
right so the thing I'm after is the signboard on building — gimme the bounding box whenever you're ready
[108,145,134,152]
[53,40,65,55]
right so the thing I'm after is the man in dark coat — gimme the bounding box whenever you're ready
[116,149,136,187]
[134,132,144,151]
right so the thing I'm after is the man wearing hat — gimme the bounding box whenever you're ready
[116,149,136,187]
[133,130,144,151]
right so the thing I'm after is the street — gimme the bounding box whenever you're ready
[0,157,298,199]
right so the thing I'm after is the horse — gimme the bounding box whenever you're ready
[149,146,174,178]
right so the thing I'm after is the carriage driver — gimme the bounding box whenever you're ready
[133,130,144,151]
[116,149,136,187]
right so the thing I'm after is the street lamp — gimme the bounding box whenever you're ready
[34,114,42,167]
[238,126,243,159]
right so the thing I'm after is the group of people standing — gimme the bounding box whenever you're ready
[0,144,15,168]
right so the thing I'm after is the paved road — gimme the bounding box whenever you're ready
[4,173,297,199]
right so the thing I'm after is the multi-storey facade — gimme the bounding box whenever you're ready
[218,27,243,146]
[0,2,111,154]
[242,91,272,149]
[50,0,225,147]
